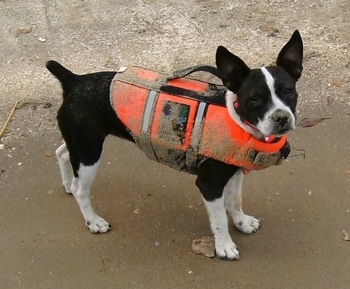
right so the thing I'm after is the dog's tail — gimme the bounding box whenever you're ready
[46,60,76,94]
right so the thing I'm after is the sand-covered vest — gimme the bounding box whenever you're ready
[110,66,289,174]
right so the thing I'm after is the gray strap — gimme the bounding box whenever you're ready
[185,102,207,171]
[137,90,159,161]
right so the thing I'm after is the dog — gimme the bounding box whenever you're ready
[46,30,303,260]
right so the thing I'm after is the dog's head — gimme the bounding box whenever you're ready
[216,30,303,140]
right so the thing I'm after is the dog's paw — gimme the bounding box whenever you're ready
[63,185,72,194]
[86,216,111,234]
[215,239,240,260]
[234,214,260,234]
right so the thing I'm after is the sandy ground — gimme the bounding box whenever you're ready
[1,0,350,288]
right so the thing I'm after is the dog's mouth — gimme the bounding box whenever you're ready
[270,121,296,136]
[251,119,297,143]
[275,128,290,136]
[259,125,293,142]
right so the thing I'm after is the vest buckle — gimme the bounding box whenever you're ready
[246,150,284,168]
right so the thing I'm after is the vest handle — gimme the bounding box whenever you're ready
[168,65,221,80]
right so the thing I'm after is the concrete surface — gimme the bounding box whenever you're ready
[0,1,349,288]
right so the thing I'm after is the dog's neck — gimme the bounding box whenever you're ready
[225,90,265,141]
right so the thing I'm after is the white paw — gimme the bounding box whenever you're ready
[63,184,72,194]
[234,214,260,234]
[86,215,111,234]
[215,238,240,260]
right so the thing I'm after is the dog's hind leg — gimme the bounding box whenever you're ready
[70,159,111,233]
[56,143,74,193]
[61,123,111,233]
[224,170,260,234]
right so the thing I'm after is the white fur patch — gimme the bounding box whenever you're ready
[56,143,73,193]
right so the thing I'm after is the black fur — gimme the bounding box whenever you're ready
[196,159,240,201]
[47,61,134,175]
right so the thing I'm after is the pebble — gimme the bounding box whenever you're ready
[15,26,32,36]
[192,236,215,258]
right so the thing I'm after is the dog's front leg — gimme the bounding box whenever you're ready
[196,160,241,260]
[224,170,260,234]
[203,196,240,260]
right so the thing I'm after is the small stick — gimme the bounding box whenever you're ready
[0,100,20,138]
[16,101,52,109]
[289,147,306,159]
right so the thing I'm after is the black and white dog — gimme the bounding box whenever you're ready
[47,30,303,260]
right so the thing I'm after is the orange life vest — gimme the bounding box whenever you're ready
[110,66,289,174]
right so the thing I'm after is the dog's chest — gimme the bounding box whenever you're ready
[110,66,288,173]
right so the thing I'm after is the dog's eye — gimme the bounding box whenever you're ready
[249,95,263,106]
[283,88,294,98]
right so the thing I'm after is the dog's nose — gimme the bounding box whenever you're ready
[272,110,290,126]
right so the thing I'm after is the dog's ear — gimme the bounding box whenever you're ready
[276,30,303,80]
[216,46,251,92]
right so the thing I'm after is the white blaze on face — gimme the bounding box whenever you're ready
[257,67,296,136]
